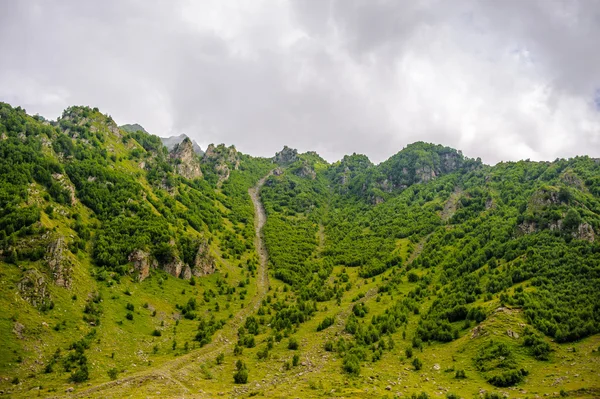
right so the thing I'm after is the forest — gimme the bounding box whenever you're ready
[0,102,599,398]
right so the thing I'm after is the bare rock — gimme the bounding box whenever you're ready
[181,265,192,280]
[128,249,151,281]
[575,223,595,242]
[170,138,203,180]
[163,258,184,278]
[193,240,216,277]
[45,237,73,289]
[18,269,52,309]
[13,322,25,339]
[273,146,298,165]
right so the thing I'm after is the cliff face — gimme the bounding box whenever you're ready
[169,138,203,180]
[45,236,73,289]
[274,146,298,165]
[203,144,240,184]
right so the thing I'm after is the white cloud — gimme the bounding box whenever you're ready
[0,0,598,164]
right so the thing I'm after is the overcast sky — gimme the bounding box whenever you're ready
[1,0,599,164]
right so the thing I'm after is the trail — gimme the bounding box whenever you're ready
[60,172,273,399]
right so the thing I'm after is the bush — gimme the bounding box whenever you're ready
[412,357,422,371]
[152,329,162,337]
[405,347,413,358]
[233,360,248,384]
[317,316,335,331]
[126,312,133,320]
[69,365,89,383]
[292,353,300,367]
[107,368,118,380]
[288,337,299,350]
[343,353,360,375]
[454,369,466,379]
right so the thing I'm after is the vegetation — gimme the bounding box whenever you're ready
[1,102,599,398]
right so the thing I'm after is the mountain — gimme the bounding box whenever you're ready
[1,102,599,398]
[119,123,148,134]
[161,133,204,156]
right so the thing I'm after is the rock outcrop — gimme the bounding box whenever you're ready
[18,269,52,309]
[163,258,185,278]
[170,138,203,180]
[274,146,298,165]
[292,162,316,180]
[575,223,595,242]
[128,249,151,281]
[192,241,216,277]
[203,144,240,184]
[45,237,73,289]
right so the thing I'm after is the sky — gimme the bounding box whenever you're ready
[1,0,599,165]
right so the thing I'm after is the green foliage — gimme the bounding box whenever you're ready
[475,340,527,387]
[316,316,334,332]
[233,360,249,384]
[287,337,299,350]
[412,357,423,371]
[523,327,551,360]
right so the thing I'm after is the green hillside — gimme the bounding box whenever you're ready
[0,102,599,398]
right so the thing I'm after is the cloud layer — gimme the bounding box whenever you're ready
[1,0,599,164]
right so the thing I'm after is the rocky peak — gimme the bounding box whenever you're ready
[161,134,203,155]
[170,138,203,180]
[203,144,240,184]
[274,146,298,165]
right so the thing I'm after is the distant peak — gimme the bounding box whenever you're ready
[120,123,148,134]
[161,134,203,156]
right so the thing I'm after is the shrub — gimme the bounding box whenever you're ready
[412,357,422,371]
[343,353,360,375]
[288,337,299,350]
[107,368,118,380]
[152,329,162,337]
[233,360,248,384]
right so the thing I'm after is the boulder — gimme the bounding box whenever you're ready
[163,258,185,278]
[128,249,151,281]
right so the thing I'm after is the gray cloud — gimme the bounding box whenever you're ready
[0,0,598,164]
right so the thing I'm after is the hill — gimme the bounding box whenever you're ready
[0,102,599,398]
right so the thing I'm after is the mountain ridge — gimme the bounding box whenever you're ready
[1,102,599,398]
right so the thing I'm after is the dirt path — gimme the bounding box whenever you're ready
[62,173,273,399]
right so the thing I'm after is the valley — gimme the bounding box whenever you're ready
[0,103,599,398]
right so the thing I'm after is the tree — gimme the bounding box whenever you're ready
[233,360,248,384]
[563,209,581,231]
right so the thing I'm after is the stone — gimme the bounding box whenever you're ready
[170,138,203,180]
[193,240,216,277]
[45,236,73,288]
[273,146,298,165]
[18,269,52,309]
[128,249,151,281]
[13,322,25,339]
